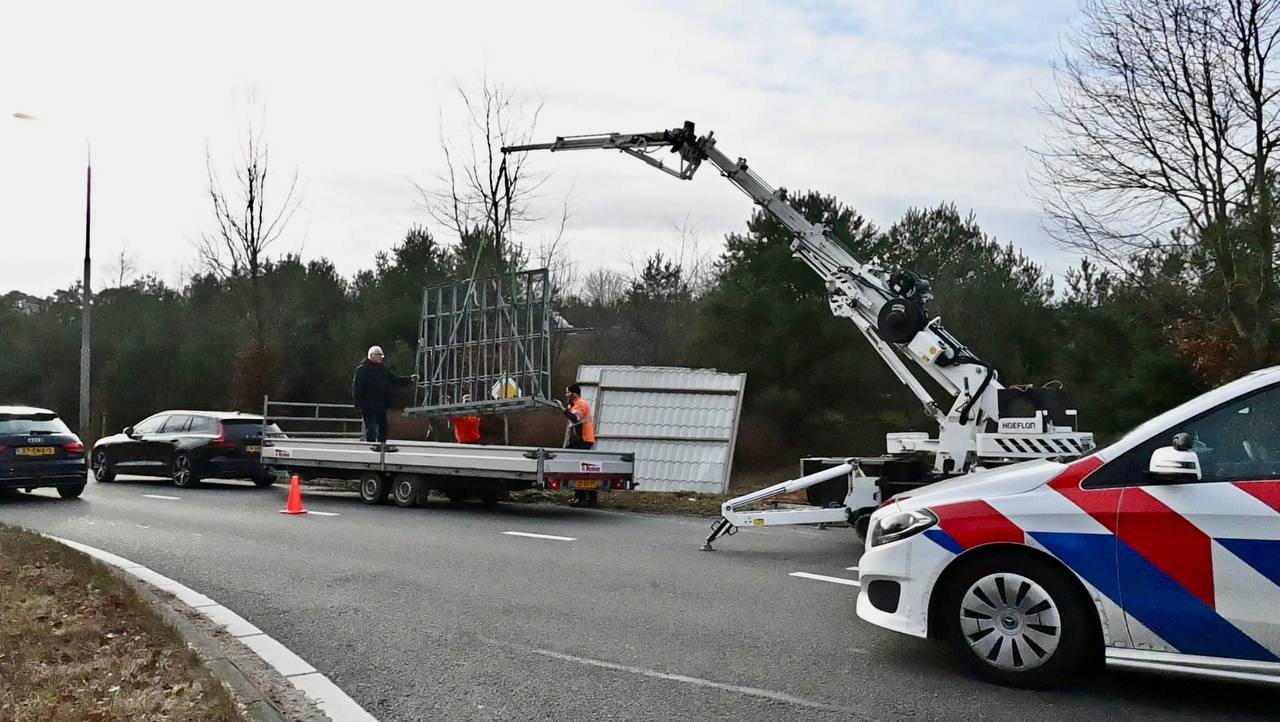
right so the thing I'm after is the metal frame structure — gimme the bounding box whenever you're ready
[407,268,556,417]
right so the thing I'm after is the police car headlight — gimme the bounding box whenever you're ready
[869,509,938,548]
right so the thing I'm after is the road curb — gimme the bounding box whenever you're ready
[44,535,377,722]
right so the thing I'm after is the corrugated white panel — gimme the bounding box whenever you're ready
[575,365,746,493]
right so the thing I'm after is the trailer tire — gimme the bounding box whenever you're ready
[360,472,390,505]
[478,490,500,507]
[393,475,424,508]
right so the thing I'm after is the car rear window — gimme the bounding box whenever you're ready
[221,419,278,439]
[0,414,72,435]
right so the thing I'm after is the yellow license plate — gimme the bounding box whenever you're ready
[575,480,598,490]
[246,445,261,453]
[17,446,55,457]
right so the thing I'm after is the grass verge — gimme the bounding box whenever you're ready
[0,524,241,722]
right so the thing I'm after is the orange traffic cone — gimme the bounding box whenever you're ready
[279,474,308,515]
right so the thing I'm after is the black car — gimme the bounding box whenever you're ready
[0,406,87,499]
[92,411,280,488]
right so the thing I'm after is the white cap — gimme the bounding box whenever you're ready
[367,345,384,359]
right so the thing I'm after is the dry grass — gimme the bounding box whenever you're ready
[0,524,241,722]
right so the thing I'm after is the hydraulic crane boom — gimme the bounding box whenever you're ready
[504,121,1093,550]
[505,122,1094,475]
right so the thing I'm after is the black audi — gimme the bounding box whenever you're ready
[92,411,280,488]
[0,406,87,499]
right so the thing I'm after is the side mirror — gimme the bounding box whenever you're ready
[123,426,136,438]
[1147,440,1201,483]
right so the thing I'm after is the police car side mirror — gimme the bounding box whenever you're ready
[1147,441,1201,484]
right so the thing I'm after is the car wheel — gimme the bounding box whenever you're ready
[941,554,1097,688]
[392,475,424,508]
[252,470,277,488]
[171,453,200,488]
[58,484,86,499]
[359,472,390,505]
[92,450,116,483]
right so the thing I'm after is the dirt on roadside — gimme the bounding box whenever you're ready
[0,524,242,722]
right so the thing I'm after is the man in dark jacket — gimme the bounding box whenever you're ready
[352,345,416,443]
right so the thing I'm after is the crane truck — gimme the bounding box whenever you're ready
[501,122,1095,549]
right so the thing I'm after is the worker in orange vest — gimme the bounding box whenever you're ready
[560,383,598,507]
[449,394,482,444]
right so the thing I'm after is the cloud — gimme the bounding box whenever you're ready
[1,0,1081,295]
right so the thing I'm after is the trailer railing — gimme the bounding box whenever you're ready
[262,397,365,439]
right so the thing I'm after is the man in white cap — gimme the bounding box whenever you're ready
[352,345,417,443]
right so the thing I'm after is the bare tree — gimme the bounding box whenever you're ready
[579,268,627,307]
[418,76,547,265]
[110,246,137,288]
[532,192,576,298]
[199,119,300,342]
[1034,0,1280,352]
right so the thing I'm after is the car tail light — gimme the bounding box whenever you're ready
[211,424,236,450]
[63,441,85,454]
[0,445,8,455]
[609,479,624,490]
[547,478,561,491]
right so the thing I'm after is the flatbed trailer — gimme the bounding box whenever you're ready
[259,399,636,507]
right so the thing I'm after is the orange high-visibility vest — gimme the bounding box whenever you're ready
[570,398,595,444]
[451,415,481,444]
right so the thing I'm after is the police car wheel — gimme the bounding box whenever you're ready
[359,472,390,504]
[941,554,1096,688]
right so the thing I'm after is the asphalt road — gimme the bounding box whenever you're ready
[2,477,1276,721]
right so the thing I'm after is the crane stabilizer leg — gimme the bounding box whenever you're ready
[701,462,856,550]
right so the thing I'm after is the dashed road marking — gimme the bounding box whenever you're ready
[846,566,859,572]
[142,494,180,500]
[526,647,860,715]
[502,531,578,542]
[308,511,341,517]
[789,571,861,587]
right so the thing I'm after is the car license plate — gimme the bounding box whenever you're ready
[17,446,55,457]
[575,480,598,490]
[246,445,261,453]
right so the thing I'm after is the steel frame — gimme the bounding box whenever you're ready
[407,268,555,417]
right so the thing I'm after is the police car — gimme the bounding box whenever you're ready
[857,367,1280,687]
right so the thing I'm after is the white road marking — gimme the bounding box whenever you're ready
[42,535,377,722]
[142,494,180,500]
[502,531,578,542]
[307,511,340,517]
[789,572,861,587]
[845,566,859,572]
[527,648,858,715]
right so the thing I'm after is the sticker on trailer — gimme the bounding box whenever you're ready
[274,449,291,458]
[580,462,601,473]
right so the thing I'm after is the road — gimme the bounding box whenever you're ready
[1,477,1276,721]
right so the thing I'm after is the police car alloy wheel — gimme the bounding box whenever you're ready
[958,572,1061,672]
[941,555,1098,688]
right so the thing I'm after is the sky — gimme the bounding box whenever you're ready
[0,0,1082,297]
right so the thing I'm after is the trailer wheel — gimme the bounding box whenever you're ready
[393,475,424,508]
[477,490,500,507]
[359,472,390,505]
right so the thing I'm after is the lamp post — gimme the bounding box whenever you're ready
[13,112,92,446]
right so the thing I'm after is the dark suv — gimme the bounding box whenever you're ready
[91,411,280,488]
[0,406,87,499]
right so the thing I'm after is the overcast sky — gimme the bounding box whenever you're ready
[1,0,1081,297]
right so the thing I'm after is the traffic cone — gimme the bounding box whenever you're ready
[279,474,308,515]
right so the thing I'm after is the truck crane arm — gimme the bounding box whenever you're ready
[504,121,1025,474]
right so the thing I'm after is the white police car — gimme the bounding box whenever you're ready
[857,368,1280,687]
